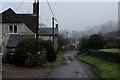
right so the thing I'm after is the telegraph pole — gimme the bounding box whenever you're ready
[36,0,39,39]
[52,17,54,46]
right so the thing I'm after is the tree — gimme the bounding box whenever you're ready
[58,35,70,51]
[88,34,104,50]
[78,36,89,53]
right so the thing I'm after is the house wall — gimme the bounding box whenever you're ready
[0,23,2,47]
[2,23,34,60]
[39,36,58,51]
[0,23,2,79]
[39,36,52,41]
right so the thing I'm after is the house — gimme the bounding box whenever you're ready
[39,27,59,51]
[1,1,38,61]
[1,1,59,61]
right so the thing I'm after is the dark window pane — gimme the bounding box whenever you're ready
[14,25,17,33]
[9,25,13,33]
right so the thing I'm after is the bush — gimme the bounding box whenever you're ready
[39,40,57,62]
[78,36,89,53]
[104,40,119,49]
[15,38,42,66]
[88,34,104,50]
[15,38,57,66]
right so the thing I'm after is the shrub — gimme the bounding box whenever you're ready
[15,38,42,66]
[15,38,57,66]
[78,36,89,53]
[39,40,57,62]
[104,40,119,49]
[88,34,104,50]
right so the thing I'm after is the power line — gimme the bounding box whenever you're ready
[15,0,25,11]
[45,0,60,26]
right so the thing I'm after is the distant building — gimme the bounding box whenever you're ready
[39,27,59,51]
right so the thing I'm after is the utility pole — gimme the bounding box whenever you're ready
[52,17,55,46]
[36,0,39,39]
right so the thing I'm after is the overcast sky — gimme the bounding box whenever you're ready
[0,1,118,31]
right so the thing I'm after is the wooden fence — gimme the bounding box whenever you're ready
[88,50,120,63]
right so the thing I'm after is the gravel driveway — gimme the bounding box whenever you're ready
[2,64,50,79]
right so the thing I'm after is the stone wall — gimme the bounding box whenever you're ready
[88,50,120,63]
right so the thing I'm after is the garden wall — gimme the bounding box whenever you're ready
[88,50,120,63]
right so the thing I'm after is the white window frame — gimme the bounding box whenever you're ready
[8,25,18,34]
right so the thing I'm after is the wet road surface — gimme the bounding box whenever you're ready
[47,51,98,79]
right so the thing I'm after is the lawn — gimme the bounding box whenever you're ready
[34,55,62,69]
[77,54,119,79]
[99,49,120,53]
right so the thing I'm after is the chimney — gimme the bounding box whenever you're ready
[33,0,37,14]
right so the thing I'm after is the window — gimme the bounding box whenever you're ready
[9,25,13,33]
[9,25,18,34]
[14,25,17,33]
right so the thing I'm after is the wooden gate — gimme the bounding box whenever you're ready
[25,51,46,67]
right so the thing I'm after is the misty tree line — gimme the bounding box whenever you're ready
[40,20,117,40]
[39,20,118,51]
[60,20,118,41]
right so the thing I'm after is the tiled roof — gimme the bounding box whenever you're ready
[7,34,34,48]
[2,8,23,23]
[39,27,58,36]
[1,8,37,32]
[18,14,37,32]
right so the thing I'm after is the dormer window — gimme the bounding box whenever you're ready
[9,25,18,34]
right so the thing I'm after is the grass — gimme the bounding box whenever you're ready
[76,54,120,79]
[99,49,120,53]
[34,55,62,69]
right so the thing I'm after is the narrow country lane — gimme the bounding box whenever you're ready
[47,51,98,79]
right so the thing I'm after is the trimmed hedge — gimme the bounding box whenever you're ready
[88,50,120,63]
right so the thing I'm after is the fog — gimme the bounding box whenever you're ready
[1,2,118,39]
[40,2,118,32]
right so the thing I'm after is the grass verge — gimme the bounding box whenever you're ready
[99,49,120,53]
[76,53,120,78]
[34,55,62,69]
